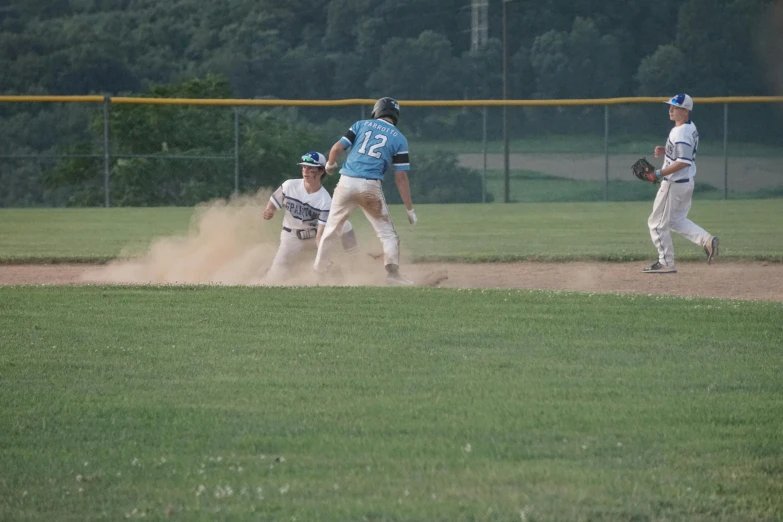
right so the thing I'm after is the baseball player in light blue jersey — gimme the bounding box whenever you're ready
[644,93,719,273]
[263,151,357,282]
[313,97,417,286]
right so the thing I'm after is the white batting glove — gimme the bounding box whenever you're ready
[407,208,417,226]
[325,162,338,176]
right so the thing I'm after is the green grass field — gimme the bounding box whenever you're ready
[1,203,782,520]
[1,200,782,263]
[1,286,781,521]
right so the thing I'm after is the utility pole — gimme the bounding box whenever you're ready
[470,0,489,53]
[502,0,510,203]
[471,0,490,203]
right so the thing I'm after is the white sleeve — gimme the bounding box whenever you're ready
[270,180,291,209]
[671,128,694,165]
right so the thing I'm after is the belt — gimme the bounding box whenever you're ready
[344,175,381,182]
[664,178,691,184]
[283,226,316,240]
[283,226,308,234]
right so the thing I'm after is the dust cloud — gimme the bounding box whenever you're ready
[80,189,388,286]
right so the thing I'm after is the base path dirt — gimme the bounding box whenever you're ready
[1,262,781,302]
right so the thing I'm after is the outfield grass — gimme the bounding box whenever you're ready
[0,286,781,521]
[1,200,781,263]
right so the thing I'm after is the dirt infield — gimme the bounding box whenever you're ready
[2,262,781,302]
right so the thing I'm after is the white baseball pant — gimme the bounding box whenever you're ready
[314,176,399,272]
[648,179,711,267]
[268,221,354,280]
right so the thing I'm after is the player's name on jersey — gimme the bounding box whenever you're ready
[363,121,399,137]
[284,200,322,222]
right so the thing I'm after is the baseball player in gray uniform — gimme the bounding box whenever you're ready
[644,93,719,273]
[263,151,357,282]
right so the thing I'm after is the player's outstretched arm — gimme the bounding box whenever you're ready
[315,224,326,245]
[394,170,416,225]
[326,141,346,175]
[394,171,413,210]
[263,200,276,220]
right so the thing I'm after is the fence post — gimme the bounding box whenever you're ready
[604,104,609,202]
[482,106,487,204]
[723,103,728,200]
[234,108,240,196]
[103,96,111,208]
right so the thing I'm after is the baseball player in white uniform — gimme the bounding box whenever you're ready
[644,93,719,273]
[263,152,357,282]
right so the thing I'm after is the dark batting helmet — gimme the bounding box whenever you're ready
[370,97,400,125]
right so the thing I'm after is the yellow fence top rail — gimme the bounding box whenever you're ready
[1,95,782,106]
[0,95,106,103]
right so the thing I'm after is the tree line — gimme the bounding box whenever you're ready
[0,0,779,206]
[1,0,776,101]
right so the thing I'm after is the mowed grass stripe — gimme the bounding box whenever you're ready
[1,286,781,521]
[1,200,782,263]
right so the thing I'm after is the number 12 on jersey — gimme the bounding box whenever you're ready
[357,131,387,159]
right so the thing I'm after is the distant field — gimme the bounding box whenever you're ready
[479,169,725,203]
[1,200,781,263]
[416,136,783,156]
[416,136,783,195]
[1,286,781,521]
[480,168,782,202]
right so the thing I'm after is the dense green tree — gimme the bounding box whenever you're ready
[1,0,773,101]
[1,0,779,206]
[41,75,326,206]
[676,0,769,96]
[530,17,622,99]
[367,30,461,99]
[462,38,503,100]
[635,44,688,96]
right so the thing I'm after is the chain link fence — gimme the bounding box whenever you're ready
[1,97,781,207]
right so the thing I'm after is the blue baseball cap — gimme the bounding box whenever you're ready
[665,93,693,111]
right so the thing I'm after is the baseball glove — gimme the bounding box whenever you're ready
[632,157,659,183]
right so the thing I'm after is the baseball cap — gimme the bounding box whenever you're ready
[297,151,327,168]
[665,93,693,111]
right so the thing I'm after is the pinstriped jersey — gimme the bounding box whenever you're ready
[338,119,410,180]
[663,120,699,181]
[270,179,331,231]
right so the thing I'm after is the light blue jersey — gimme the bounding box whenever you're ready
[338,119,410,180]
